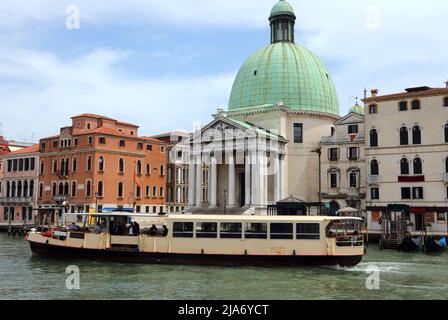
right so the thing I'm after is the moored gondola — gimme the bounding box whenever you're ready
[425,236,446,253]
[398,236,421,252]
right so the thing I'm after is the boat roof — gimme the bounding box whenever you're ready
[67,213,362,222]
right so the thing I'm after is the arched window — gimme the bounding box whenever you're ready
[445,124,448,143]
[136,186,141,198]
[86,180,92,197]
[137,160,142,175]
[23,181,28,197]
[71,181,76,197]
[58,182,63,195]
[53,159,57,173]
[60,159,65,175]
[412,126,421,145]
[153,186,157,197]
[52,183,57,197]
[17,181,22,197]
[118,182,123,198]
[160,165,165,176]
[371,160,379,175]
[64,182,69,195]
[97,181,103,197]
[98,156,104,171]
[72,157,77,172]
[146,163,151,175]
[411,99,421,110]
[39,183,44,198]
[370,129,378,147]
[40,161,44,175]
[413,158,423,175]
[119,158,124,173]
[87,156,92,171]
[6,181,10,197]
[401,158,409,175]
[146,186,150,197]
[29,180,34,197]
[11,181,16,197]
[400,127,409,145]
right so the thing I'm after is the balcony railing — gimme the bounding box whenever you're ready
[0,197,33,205]
[368,175,380,185]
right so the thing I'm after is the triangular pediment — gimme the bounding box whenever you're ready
[335,112,365,125]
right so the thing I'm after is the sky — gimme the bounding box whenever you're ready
[0,0,447,142]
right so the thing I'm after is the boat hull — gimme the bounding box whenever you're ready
[29,240,363,267]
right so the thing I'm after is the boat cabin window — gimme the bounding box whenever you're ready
[220,223,242,239]
[195,222,218,239]
[296,223,320,240]
[327,219,363,247]
[244,223,268,239]
[173,222,194,238]
[270,223,293,240]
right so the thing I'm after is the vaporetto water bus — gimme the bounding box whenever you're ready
[27,213,365,267]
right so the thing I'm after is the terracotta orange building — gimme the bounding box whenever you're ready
[37,114,167,222]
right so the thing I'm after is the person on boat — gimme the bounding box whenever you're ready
[113,222,123,235]
[94,223,102,234]
[127,223,134,236]
[69,222,80,231]
[132,222,140,235]
[162,225,168,237]
[149,224,158,236]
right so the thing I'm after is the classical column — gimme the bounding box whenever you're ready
[279,155,284,200]
[210,156,217,208]
[188,156,196,207]
[195,155,202,208]
[259,151,267,206]
[245,152,251,206]
[251,149,258,206]
[274,154,281,202]
[228,154,236,207]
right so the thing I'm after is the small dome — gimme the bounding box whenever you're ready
[349,103,364,115]
[270,0,296,19]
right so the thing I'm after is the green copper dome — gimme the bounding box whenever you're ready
[349,103,364,115]
[228,1,339,115]
[270,0,296,19]
[228,42,340,115]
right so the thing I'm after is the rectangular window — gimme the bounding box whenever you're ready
[53,141,58,148]
[296,223,320,240]
[137,143,143,150]
[74,138,78,146]
[399,101,408,111]
[119,140,126,147]
[7,160,12,172]
[371,188,380,200]
[195,222,218,239]
[401,187,411,200]
[147,144,152,151]
[88,136,92,145]
[99,137,106,145]
[173,222,194,238]
[219,223,242,239]
[293,123,303,144]
[348,125,358,134]
[328,148,339,161]
[270,223,293,240]
[348,147,359,160]
[244,223,268,239]
[412,187,424,200]
[437,213,446,223]
[30,158,35,171]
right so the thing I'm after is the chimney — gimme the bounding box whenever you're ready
[371,89,379,97]
[444,80,448,88]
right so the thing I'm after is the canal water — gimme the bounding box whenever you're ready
[0,233,447,300]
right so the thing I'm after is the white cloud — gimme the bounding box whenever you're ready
[0,47,235,141]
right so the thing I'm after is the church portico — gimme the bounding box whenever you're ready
[186,116,287,214]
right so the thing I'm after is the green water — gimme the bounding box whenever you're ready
[0,233,447,300]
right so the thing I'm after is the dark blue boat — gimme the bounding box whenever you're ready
[398,236,421,252]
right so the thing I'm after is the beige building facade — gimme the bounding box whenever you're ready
[363,87,448,235]
[320,106,366,214]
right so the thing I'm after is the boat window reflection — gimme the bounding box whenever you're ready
[220,223,242,239]
[244,223,268,239]
[196,222,218,239]
[296,223,320,240]
[173,222,194,238]
[270,223,293,240]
